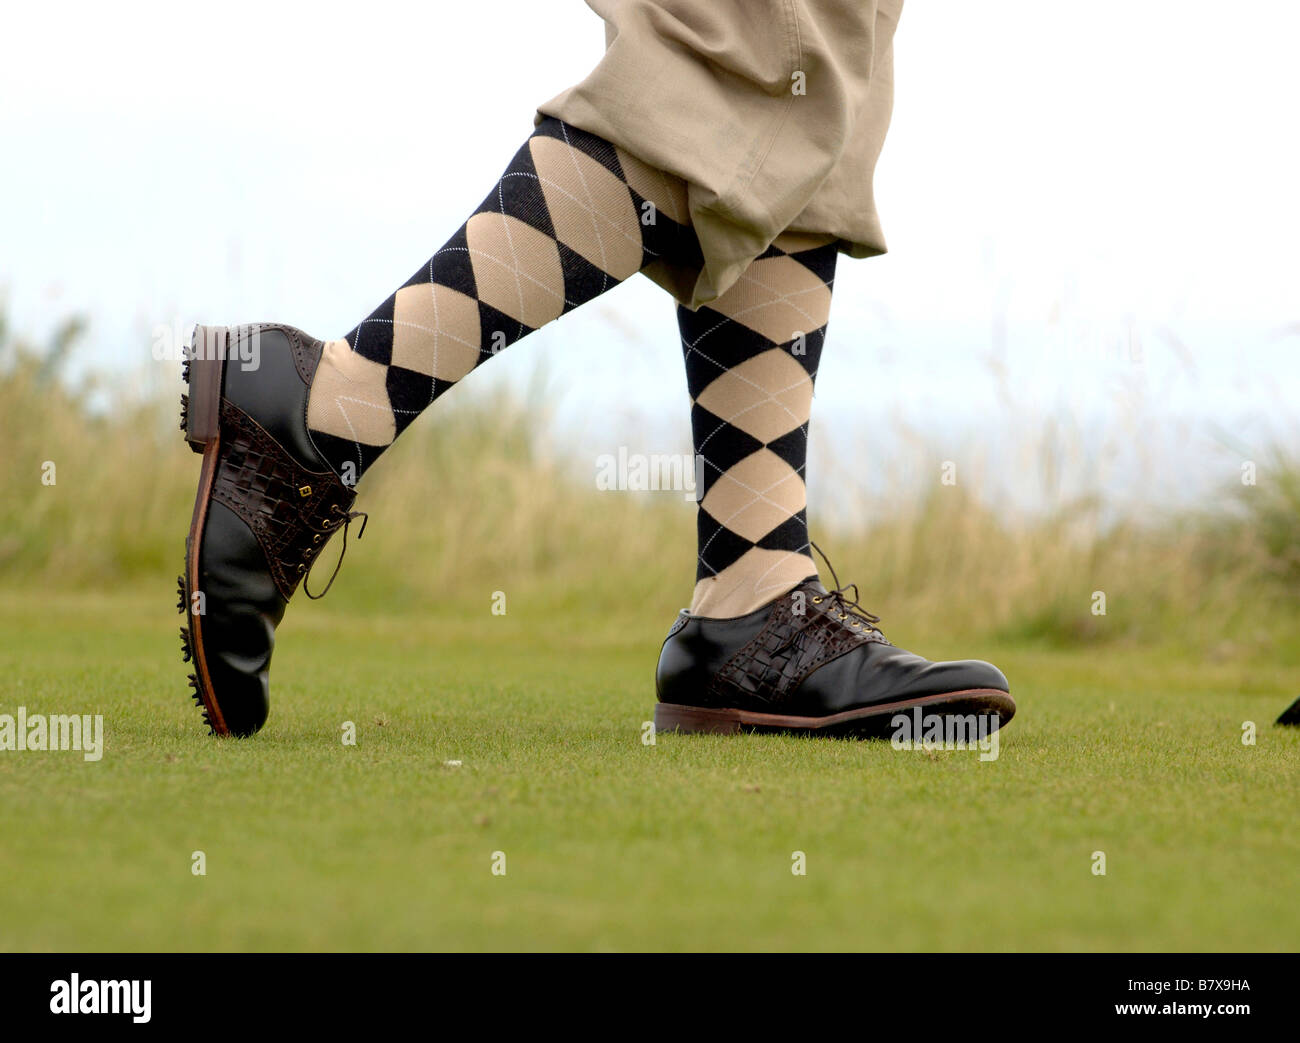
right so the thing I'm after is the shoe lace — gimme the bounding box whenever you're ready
[810,540,883,632]
[771,541,884,656]
[302,506,368,600]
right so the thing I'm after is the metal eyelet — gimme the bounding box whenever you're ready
[812,596,822,604]
[296,563,306,573]
[312,534,321,543]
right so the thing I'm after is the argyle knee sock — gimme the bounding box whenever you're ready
[678,234,838,618]
[307,118,697,480]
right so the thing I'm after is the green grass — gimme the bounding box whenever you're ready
[1,587,1296,952]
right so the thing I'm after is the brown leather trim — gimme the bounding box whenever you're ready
[210,399,355,600]
[285,325,324,386]
[185,436,231,736]
[655,688,1016,735]
[228,324,324,387]
[708,592,880,707]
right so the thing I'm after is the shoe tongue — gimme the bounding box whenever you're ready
[801,577,831,596]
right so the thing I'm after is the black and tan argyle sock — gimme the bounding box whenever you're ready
[679,233,838,618]
[307,118,698,479]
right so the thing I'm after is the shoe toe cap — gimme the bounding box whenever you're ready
[195,502,282,737]
[946,658,1010,693]
[203,632,272,737]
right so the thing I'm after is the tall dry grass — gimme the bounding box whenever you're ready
[1,316,1295,653]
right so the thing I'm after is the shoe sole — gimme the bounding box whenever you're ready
[654,688,1016,739]
[178,325,231,737]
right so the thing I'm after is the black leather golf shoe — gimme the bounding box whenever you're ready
[177,324,365,736]
[655,575,1014,738]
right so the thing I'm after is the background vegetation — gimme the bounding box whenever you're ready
[2,315,1296,659]
[1,314,1296,952]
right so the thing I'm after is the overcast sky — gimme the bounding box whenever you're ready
[2,1,1297,511]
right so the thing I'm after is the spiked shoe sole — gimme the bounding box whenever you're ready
[178,325,231,736]
[654,688,1016,739]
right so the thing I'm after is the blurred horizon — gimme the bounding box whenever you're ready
[2,0,1297,517]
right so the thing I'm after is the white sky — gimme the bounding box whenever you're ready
[2,1,1297,510]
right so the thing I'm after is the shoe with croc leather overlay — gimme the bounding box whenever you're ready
[654,566,1015,738]
[177,324,365,737]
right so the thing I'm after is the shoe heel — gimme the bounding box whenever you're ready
[654,701,742,735]
[183,325,227,453]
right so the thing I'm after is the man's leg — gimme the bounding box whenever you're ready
[678,232,837,618]
[308,118,698,480]
[181,118,697,736]
[656,233,1014,738]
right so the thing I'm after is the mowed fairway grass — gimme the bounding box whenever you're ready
[1,587,1297,952]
